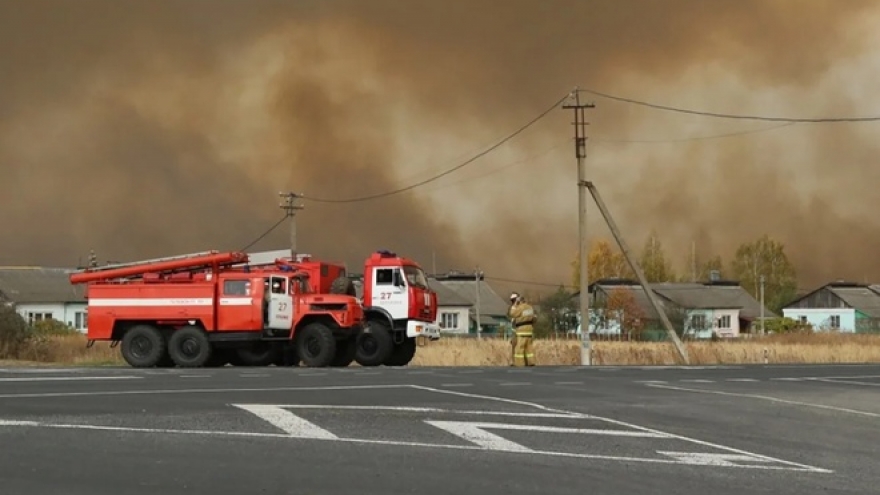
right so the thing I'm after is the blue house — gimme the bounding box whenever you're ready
[782,281,880,333]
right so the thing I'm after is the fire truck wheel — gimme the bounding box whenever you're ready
[330,276,357,297]
[168,326,213,368]
[354,320,394,367]
[330,336,357,367]
[120,324,167,368]
[384,337,417,367]
[295,322,337,367]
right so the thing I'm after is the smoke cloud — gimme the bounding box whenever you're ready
[2,0,879,294]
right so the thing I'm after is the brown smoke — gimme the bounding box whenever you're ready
[1,0,878,295]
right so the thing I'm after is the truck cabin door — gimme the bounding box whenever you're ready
[267,275,294,330]
[372,267,408,320]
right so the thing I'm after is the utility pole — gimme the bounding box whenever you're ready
[563,87,595,366]
[760,275,766,335]
[582,180,690,365]
[475,266,483,339]
[279,191,304,259]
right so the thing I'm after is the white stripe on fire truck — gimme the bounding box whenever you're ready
[88,298,253,307]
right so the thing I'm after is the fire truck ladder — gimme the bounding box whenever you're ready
[69,250,249,284]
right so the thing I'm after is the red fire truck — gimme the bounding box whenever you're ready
[68,250,365,368]
[257,250,441,367]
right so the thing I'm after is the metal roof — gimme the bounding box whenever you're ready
[431,278,509,316]
[828,286,880,318]
[0,267,86,304]
[585,281,775,319]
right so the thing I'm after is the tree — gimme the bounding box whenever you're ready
[730,235,798,314]
[570,238,633,288]
[640,230,675,282]
[537,285,577,336]
[604,287,646,338]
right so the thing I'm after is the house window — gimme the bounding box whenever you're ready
[27,312,53,324]
[440,312,458,329]
[74,311,88,330]
[799,316,807,325]
[830,315,840,329]
[691,314,706,330]
[717,315,731,329]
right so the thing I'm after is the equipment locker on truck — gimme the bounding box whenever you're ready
[69,250,364,368]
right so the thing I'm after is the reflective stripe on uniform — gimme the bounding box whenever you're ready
[515,332,532,337]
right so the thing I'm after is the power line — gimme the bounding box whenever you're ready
[484,275,574,289]
[240,214,287,251]
[577,88,880,123]
[592,122,796,143]
[301,92,571,204]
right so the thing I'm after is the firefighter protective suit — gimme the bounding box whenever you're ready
[508,297,536,366]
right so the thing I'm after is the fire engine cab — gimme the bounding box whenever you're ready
[263,250,442,367]
[69,250,364,368]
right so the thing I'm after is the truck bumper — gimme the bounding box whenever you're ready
[406,320,441,340]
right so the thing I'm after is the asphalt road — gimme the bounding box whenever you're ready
[0,363,878,495]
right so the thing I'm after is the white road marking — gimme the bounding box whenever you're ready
[231,404,338,439]
[256,405,583,418]
[659,452,780,467]
[771,377,806,382]
[0,376,142,382]
[440,383,473,387]
[409,385,830,473]
[554,381,584,386]
[645,383,880,418]
[0,384,411,399]
[425,421,534,452]
[811,378,880,387]
[634,380,667,384]
[726,378,759,382]
[680,379,715,383]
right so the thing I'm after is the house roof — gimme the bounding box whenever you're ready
[429,281,472,307]
[829,286,880,318]
[430,277,509,316]
[574,279,775,319]
[785,282,880,318]
[0,267,86,304]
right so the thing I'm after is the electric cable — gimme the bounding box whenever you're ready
[301,93,571,204]
[240,214,288,251]
[577,88,880,123]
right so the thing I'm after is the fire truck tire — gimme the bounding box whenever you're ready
[384,337,417,366]
[168,326,213,368]
[330,336,357,367]
[295,322,337,367]
[330,276,357,297]
[354,320,394,367]
[120,324,167,368]
[234,343,279,367]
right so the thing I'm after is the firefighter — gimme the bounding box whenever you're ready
[508,292,536,366]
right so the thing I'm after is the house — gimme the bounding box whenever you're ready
[781,281,880,333]
[430,272,511,336]
[0,267,88,332]
[428,280,473,335]
[570,277,775,339]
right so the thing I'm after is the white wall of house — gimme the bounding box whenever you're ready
[781,308,854,332]
[685,309,740,339]
[15,302,88,333]
[436,306,470,334]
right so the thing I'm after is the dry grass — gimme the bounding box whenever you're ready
[2,332,880,367]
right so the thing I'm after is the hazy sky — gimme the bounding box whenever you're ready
[2,0,879,295]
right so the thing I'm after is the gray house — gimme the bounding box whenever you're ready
[782,281,880,332]
[0,267,87,332]
[430,272,510,335]
[572,277,775,339]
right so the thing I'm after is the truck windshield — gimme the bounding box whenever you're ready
[402,265,429,289]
